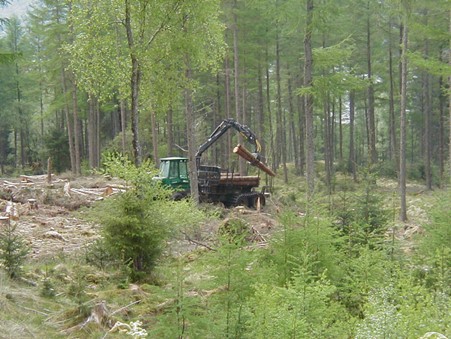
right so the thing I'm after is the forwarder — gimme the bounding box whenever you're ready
[154,119,275,208]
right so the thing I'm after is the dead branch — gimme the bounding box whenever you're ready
[64,301,109,334]
[15,304,49,316]
[251,225,267,242]
[109,300,141,316]
[181,231,216,251]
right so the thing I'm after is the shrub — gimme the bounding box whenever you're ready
[415,191,451,291]
[356,277,450,339]
[245,271,350,338]
[0,220,30,279]
[89,154,204,281]
[84,239,118,270]
[334,170,391,252]
[265,210,345,286]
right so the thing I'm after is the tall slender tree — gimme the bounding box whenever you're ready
[399,17,409,222]
[304,0,315,198]
[366,0,378,165]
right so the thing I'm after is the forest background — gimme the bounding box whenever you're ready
[0,0,450,338]
[0,0,449,199]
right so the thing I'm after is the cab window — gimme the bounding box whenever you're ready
[159,161,170,178]
[169,162,179,178]
[179,160,188,178]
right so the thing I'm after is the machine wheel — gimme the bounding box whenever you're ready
[233,194,249,207]
[172,191,187,201]
[233,193,265,209]
[247,192,266,209]
[255,193,266,208]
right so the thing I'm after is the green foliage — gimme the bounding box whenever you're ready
[150,258,211,338]
[356,285,405,338]
[91,153,204,280]
[0,220,30,279]
[43,128,71,174]
[334,171,391,252]
[208,240,259,337]
[409,51,451,77]
[218,217,250,245]
[67,265,89,306]
[83,238,118,270]
[100,190,169,279]
[415,191,451,291]
[338,247,393,317]
[266,210,344,286]
[377,160,399,179]
[40,278,56,298]
[356,277,450,339]
[245,270,350,338]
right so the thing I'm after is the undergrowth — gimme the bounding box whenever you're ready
[0,170,449,338]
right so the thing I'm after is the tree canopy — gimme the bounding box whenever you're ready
[0,0,449,197]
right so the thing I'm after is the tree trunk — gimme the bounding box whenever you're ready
[297,67,305,176]
[421,12,432,190]
[88,95,100,168]
[304,0,315,198]
[348,90,357,181]
[388,21,398,170]
[257,61,266,161]
[366,2,378,165]
[72,83,81,174]
[276,31,288,183]
[61,68,75,173]
[167,107,174,157]
[120,99,127,155]
[151,111,159,165]
[232,0,244,175]
[287,64,300,176]
[125,0,141,166]
[15,61,25,169]
[185,64,199,204]
[265,45,276,174]
[323,101,330,189]
[224,54,232,167]
[215,74,223,166]
[423,69,432,190]
[399,22,408,222]
[324,97,333,193]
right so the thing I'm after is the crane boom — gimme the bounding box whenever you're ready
[195,118,262,168]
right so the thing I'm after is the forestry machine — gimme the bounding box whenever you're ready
[154,118,275,208]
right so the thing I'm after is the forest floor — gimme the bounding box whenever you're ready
[0,174,280,262]
[0,173,433,262]
[0,172,440,338]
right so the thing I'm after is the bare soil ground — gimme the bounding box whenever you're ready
[0,175,124,260]
[0,174,279,261]
[0,173,432,263]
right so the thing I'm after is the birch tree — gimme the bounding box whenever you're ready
[66,0,223,171]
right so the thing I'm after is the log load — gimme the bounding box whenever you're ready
[233,144,276,177]
[219,174,260,187]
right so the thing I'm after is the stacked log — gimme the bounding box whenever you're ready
[233,144,276,177]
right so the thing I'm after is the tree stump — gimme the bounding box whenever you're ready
[28,199,38,210]
[0,216,10,226]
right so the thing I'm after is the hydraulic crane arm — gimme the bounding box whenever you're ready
[195,118,262,162]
